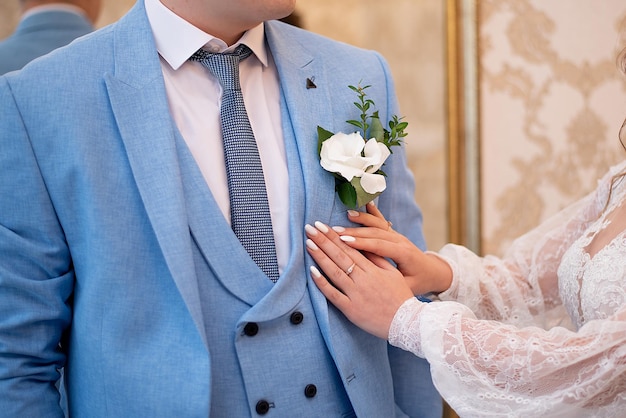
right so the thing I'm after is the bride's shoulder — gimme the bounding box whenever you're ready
[595,160,626,187]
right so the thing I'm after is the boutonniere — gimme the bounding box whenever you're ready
[317,83,408,208]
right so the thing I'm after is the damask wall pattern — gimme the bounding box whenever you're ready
[479,0,626,255]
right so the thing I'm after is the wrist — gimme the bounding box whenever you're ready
[423,252,453,294]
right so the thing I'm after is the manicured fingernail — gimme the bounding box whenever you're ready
[310,265,322,278]
[305,224,318,236]
[347,210,359,217]
[367,201,376,207]
[314,221,329,233]
[306,239,319,250]
[340,235,356,242]
[332,226,346,233]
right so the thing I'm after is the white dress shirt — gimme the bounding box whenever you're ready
[145,0,290,273]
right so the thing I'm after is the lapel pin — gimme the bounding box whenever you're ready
[306,77,317,89]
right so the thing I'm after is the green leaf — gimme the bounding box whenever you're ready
[350,177,381,208]
[336,181,357,208]
[395,121,409,131]
[317,126,335,154]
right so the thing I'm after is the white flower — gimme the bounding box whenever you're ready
[320,132,390,194]
[320,132,369,181]
[360,138,390,193]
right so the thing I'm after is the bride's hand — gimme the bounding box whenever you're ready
[333,202,452,295]
[305,220,414,339]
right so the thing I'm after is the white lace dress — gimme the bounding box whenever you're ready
[389,162,626,417]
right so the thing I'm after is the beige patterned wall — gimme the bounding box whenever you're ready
[479,0,626,255]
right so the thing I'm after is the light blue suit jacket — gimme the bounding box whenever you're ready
[0,1,441,417]
[0,9,94,75]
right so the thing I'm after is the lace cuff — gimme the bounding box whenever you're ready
[388,297,425,357]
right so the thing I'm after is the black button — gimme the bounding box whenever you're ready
[244,322,259,336]
[290,311,304,325]
[304,384,317,398]
[256,399,270,415]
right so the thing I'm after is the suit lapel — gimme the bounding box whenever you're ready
[266,21,338,230]
[103,2,207,346]
[265,21,341,335]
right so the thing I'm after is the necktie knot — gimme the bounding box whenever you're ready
[190,44,253,91]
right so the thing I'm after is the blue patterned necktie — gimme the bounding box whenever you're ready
[191,44,280,282]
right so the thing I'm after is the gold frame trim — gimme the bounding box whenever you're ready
[446,0,481,254]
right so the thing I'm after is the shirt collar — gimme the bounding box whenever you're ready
[145,0,268,70]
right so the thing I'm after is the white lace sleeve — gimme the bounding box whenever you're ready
[388,298,626,416]
[434,166,616,329]
[388,298,428,357]
[387,163,626,416]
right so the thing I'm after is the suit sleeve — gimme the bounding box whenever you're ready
[0,76,72,417]
[370,53,443,418]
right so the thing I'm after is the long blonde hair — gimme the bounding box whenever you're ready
[605,47,626,209]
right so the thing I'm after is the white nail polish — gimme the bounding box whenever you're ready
[310,265,322,278]
[306,239,319,251]
[347,210,359,217]
[340,235,356,242]
[314,221,329,233]
[305,224,318,235]
[332,226,345,233]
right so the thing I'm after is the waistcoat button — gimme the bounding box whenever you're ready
[304,384,317,398]
[290,311,304,325]
[244,322,259,336]
[256,399,270,415]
